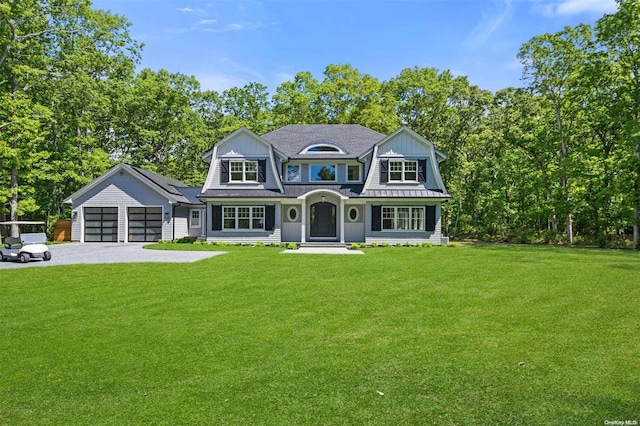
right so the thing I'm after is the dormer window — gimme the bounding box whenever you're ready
[389,160,417,182]
[300,143,345,154]
[230,160,258,182]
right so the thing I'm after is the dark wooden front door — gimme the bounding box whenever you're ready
[310,202,336,238]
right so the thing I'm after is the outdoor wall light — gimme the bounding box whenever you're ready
[164,211,170,220]
[321,194,326,203]
[72,211,77,219]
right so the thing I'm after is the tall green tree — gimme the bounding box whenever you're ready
[596,0,640,248]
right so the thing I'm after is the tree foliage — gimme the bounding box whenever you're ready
[1,0,638,248]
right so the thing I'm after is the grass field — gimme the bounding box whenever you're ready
[0,244,638,425]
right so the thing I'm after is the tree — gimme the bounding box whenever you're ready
[596,0,640,248]
[518,24,594,244]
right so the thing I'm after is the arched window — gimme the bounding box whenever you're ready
[300,143,345,154]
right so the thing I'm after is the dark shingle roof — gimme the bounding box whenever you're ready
[130,165,187,197]
[175,186,205,204]
[261,124,386,159]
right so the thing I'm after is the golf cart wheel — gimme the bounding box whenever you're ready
[19,253,30,263]
[43,251,52,261]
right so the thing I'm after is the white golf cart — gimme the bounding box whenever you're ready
[0,221,52,263]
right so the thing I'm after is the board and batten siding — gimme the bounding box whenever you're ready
[366,157,439,191]
[344,204,365,242]
[281,203,302,242]
[70,171,174,242]
[206,202,282,244]
[364,202,443,245]
[207,133,280,190]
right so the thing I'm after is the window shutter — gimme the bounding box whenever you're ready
[258,159,267,183]
[379,160,388,184]
[265,205,276,231]
[425,205,436,232]
[372,205,382,231]
[212,205,222,231]
[418,159,427,183]
[220,160,229,183]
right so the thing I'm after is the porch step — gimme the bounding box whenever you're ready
[299,242,347,248]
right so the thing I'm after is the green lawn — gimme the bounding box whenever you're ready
[1,245,638,425]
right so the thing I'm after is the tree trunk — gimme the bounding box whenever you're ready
[9,166,19,238]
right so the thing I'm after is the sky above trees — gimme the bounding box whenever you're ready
[92,0,617,94]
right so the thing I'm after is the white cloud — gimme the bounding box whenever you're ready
[201,22,264,33]
[196,19,218,25]
[177,7,205,14]
[535,0,617,16]
[196,72,248,92]
[463,0,513,48]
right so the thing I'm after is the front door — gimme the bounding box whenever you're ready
[310,202,336,238]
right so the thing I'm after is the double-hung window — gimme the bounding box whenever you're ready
[223,206,265,230]
[381,207,424,230]
[389,160,418,182]
[190,210,201,228]
[230,160,258,182]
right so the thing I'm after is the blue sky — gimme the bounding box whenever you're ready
[92,0,618,94]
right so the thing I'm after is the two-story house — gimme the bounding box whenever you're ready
[64,124,450,245]
[200,124,449,245]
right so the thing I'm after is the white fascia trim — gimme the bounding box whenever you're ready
[296,188,349,201]
[269,145,285,193]
[64,164,178,205]
[361,144,379,193]
[202,145,219,192]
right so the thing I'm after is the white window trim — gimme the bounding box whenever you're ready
[301,144,345,154]
[286,164,301,182]
[229,160,258,183]
[309,164,337,182]
[381,206,425,231]
[388,160,418,183]
[347,206,359,222]
[346,164,361,182]
[222,206,265,231]
[190,209,201,228]
[287,206,299,222]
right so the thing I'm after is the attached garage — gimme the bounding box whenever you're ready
[64,164,204,243]
[84,207,118,242]
[128,207,162,242]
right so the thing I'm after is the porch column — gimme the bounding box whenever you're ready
[340,198,345,244]
[301,202,306,243]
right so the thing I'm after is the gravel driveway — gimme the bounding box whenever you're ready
[0,243,225,269]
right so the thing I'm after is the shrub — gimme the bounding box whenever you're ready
[403,241,412,247]
[255,241,265,247]
[447,242,459,248]
[370,242,378,248]
[359,243,367,249]
[287,242,297,250]
[350,243,360,250]
[421,242,433,248]
[382,242,391,248]
[395,243,403,248]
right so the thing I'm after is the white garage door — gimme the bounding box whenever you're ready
[128,207,162,242]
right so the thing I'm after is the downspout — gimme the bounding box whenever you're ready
[172,204,176,241]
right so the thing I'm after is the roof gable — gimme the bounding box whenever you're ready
[63,164,197,205]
